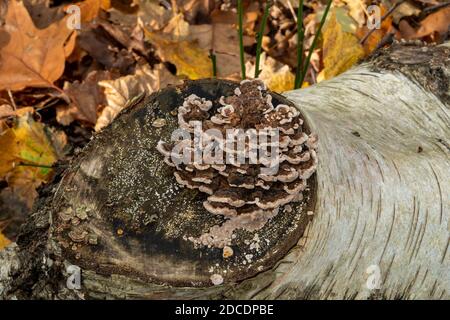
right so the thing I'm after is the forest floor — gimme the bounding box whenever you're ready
[0,0,449,249]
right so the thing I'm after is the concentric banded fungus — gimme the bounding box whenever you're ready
[157,80,318,248]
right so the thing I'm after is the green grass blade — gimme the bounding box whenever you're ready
[255,1,271,78]
[299,0,332,86]
[294,0,304,89]
[209,50,217,77]
[238,0,246,79]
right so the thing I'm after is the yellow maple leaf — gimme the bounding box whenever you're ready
[0,232,11,251]
[0,113,65,208]
[144,30,213,80]
[320,8,365,80]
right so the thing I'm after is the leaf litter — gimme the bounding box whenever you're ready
[0,0,448,246]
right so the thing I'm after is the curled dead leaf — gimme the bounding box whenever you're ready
[95,64,181,131]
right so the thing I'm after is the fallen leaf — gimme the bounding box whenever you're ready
[245,53,295,93]
[72,0,110,23]
[0,232,11,250]
[144,29,213,79]
[57,70,111,126]
[77,24,136,74]
[180,0,215,24]
[95,64,181,131]
[136,0,172,31]
[23,0,65,29]
[341,0,366,28]
[163,13,190,39]
[400,7,450,40]
[0,112,66,208]
[188,23,251,78]
[392,1,421,24]
[320,8,364,80]
[0,0,74,91]
[0,104,15,119]
[356,4,393,54]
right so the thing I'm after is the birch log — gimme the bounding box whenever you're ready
[0,42,449,300]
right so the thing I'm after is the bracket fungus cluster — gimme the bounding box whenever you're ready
[157,80,318,248]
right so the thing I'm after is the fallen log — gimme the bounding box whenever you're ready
[1,41,449,300]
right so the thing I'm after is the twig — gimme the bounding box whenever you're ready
[298,0,332,87]
[7,90,17,111]
[255,1,271,78]
[237,0,246,79]
[286,0,297,23]
[294,0,305,89]
[360,0,406,45]
[422,1,450,17]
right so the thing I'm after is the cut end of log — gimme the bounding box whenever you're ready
[49,79,318,287]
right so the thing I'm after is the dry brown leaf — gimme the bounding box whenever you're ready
[72,0,110,23]
[392,1,421,24]
[416,7,450,37]
[95,64,181,131]
[0,0,74,91]
[320,8,364,80]
[137,0,171,31]
[245,53,295,93]
[181,0,215,24]
[163,13,190,39]
[57,70,111,126]
[23,0,65,29]
[159,11,252,78]
[188,23,252,78]
[77,24,136,74]
[0,104,15,119]
[356,4,393,55]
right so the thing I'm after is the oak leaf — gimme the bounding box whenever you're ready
[0,0,74,91]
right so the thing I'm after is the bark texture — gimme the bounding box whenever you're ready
[1,42,449,300]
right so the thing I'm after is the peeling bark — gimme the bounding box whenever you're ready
[1,42,449,300]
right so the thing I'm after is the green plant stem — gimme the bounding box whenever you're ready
[298,0,332,87]
[255,1,271,78]
[18,162,55,169]
[209,50,217,77]
[237,0,246,79]
[294,0,305,89]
